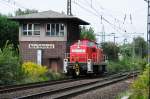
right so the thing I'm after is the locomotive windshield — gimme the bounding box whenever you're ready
[88,42,96,47]
[73,40,96,47]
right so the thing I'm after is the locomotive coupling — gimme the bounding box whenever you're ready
[73,62,80,76]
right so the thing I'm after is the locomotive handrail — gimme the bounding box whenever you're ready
[65,52,104,64]
[64,53,89,62]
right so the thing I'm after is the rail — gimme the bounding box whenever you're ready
[0,78,79,94]
[0,71,139,99]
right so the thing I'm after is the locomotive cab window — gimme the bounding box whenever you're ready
[88,42,95,47]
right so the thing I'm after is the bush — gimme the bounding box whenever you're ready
[22,62,66,83]
[107,58,131,74]
[0,42,24,85]
[107,56,146,74]
[107,60,122,73]
[46,70,66,80]
[0,42,65,85]
[130,64,150,99]
[22,62,49,83]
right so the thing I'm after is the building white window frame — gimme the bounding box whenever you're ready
[22,23,41,36]
[46,23,65,37]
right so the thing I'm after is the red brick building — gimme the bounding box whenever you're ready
[10,10,89,72]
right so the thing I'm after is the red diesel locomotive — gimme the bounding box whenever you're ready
[63,39,107,77]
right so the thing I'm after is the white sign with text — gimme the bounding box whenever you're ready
[29,44,55,49]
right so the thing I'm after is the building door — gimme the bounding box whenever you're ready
[49,59,59,72]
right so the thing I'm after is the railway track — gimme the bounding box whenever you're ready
[0,75,104,94]
[0,72,137,99]
[0,78,79,93]
[0,71,138,99]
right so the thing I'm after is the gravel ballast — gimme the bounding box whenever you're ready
[71,78,134,99]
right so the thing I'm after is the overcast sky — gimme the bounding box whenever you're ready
[0,0,147,44]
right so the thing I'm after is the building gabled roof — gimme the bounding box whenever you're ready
[10,10,89,25]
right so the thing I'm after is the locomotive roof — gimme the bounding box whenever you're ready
[76,39,97,43]
[71,39,97,47]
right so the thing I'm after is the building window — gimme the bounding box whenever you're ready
[23,24,27,35]
[60,24,64,36]
[46,24,51,36]
[46,23,64,37]
[22,24,40,36]
[56,24,59,36]
[34,24,40,35]
[51,24,55,36]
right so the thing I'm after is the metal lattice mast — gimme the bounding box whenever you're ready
[101,25,105,43]
[148,0,150,63]
[100,16,105,43]
[67,0,72,16]
[145,0,150,63]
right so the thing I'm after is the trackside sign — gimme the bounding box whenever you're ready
[29,44,55,49]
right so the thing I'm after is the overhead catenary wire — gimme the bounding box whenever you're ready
[0,0,18,14]
[91,0,141,35]
[93,0,130,25]
[82,0,126,32]
[0,0,13,8]
[76,0,145,42]
[72,0,126,42]
[1,0,28,10]
[73,0,126,33]
[72,1,99,18]
[75,0,145,44]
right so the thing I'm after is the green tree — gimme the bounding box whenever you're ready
[120,44,132,57]
[0,42,24,85]
[0,8,38,49]
[0,14,19,49]
[132,37,147,58]
[15,8,38,16]
[101,42,119,60]
[80,26,96,40]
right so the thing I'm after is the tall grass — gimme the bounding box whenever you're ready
[107,56,147,74]
[129,64,150,99]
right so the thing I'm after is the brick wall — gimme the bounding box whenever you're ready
[19,41,67,72]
